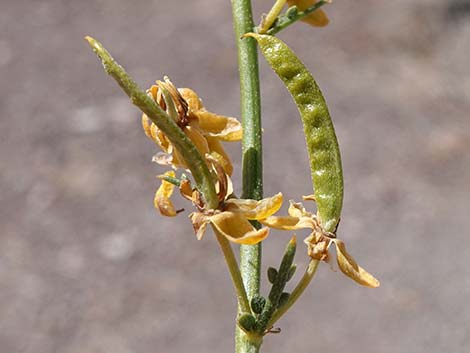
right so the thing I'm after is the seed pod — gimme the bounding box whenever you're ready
[245,33,343,233]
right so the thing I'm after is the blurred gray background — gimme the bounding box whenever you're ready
[1,0,469,352]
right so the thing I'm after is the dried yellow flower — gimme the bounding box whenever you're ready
[142,77,241,176]
[262,197,379,287]
[333,240,380,288]
[154,171,177,217]
[190,193,283,245]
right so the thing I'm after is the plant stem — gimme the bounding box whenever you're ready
[259,0,287,34]
[267,259,320,327]
[213,226,251,314]
[230,0,263,352]
[257,236,296,333]
[85,37,219,210]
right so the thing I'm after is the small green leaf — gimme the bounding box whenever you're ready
[250,296,266,314]
[267,267,278,284]
[286,6,299,19]
[277,292,290,308]
[238,313,257,333]
[287,264,297,282]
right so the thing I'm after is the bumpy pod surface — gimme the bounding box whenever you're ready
[247,33,343,233]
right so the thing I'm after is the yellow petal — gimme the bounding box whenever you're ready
[142,114,153,140]
[286,0,329,27]
[333,240,380,288]
[154,171,177,217]
[206,137,233,176]
[195,111,243,141]
[261,214,316,230]
[224,193,283,220]
[210,212,269,245]
[262,216,301,230]
[146,120,172,153]
[150,122,159,142]
[156,129,171,152]
[183,126,210,157]
[179,87,204,111]
[288,200,312,218]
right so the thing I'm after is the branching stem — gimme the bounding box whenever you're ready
[259,0,287,34]
[213,227,251,314]
[267,259,320,327]
[230,0,263,352]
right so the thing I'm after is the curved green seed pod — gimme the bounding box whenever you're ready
[245,33,343,233]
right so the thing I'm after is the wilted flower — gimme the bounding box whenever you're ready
[154,170,179,217]
[261,196,380,287]
[190,192,283,245]
[142,77,242,176]
[153,147,283,245]
[143,77,284,245]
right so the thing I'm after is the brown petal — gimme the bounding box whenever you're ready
[206,153,229,202]
[206,137,234,176]
[333,240,380,288]
[179,179,194,200]
[189,212,209,240]
[178,88,204,111]
[305,231,331,261]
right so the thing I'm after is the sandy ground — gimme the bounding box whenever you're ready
[1,1,470,352]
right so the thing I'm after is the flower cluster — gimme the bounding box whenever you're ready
[143,77,283,245]
[144,77,378,287]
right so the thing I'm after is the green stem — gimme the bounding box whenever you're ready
[85,36,219,210]
[267,0,329,35]
[267,259,320,327]
[230,0,263,352]
[213,226,251,314]
[259,0,287,34]
[257,236,296,333]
